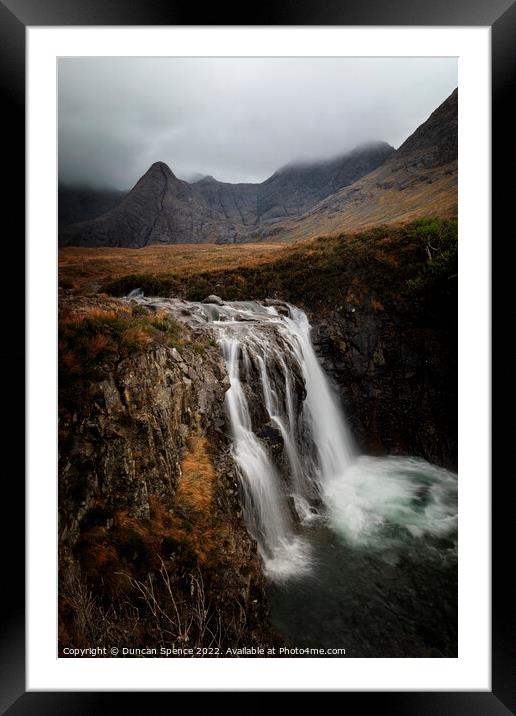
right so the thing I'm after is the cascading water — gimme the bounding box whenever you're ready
[218,334,310,578]
[127,293,458,655]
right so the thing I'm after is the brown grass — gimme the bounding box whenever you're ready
[267,163,458,244]
[166,434,221,564]
[76,434,223,587]
[59,242,288,293]
[176,435,215,514]
[58,299,186,405]
[88,333,111,356]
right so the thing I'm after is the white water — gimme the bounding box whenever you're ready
[323,455,458,548]
[218,335,310,578]
[127,294,458,579]
[283,307,356,483]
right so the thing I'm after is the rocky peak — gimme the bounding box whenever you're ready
[130,161,174,196]
[147,161,177,179]
[395,87,458,167]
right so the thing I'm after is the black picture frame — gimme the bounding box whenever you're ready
[2,0,509,711]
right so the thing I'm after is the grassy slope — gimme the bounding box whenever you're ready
[97,217,458,314]
[59,242,287,293]
[262,162,457,244]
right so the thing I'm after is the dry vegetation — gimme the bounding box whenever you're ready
[58,299,186,403]
[59,242,287,293]
[59,218,457,317]
[265,161,458,244]
[92,217,458,314]
[61,433,250,654]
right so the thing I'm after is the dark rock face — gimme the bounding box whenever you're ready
[394,87,458,170]
[191,176,259,227]
[309,296,457,471]
[59,143,394,247]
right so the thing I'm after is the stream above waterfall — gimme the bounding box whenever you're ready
[127,293,458,656]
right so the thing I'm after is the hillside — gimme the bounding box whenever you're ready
[255,141,394,223]
[265,89,457,242]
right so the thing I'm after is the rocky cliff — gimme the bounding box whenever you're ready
[58,294,272,654]
[191,176,259,227]
[310,298,457,471]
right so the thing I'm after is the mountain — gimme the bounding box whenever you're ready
[60,163,243,247]
[191,176,259,227]
[58,143,395,247]
[58,185,126,226]
[257,142,394,223]
[264,88,458,242]
[59,89,457,247]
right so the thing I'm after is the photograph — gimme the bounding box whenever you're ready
[57,56,459,660]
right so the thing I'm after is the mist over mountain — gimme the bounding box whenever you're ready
[59,89,457,247]
[59,185,127,226]
[263,88,458,242]
[59,141,394,246]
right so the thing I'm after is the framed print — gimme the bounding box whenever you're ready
[1,0,510,709]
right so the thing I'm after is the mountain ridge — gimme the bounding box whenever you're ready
[261,88,458,242]
[59,142,395,246]
[59,88,457,246]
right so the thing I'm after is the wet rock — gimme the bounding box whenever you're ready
[256,423,284,449]
[307,294,457,470]
[202,294,224,306]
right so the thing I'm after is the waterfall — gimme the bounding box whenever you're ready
[218,336,311,577]
[283,307,355,483]
[127,294,458,580]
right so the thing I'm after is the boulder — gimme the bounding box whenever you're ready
[202,294,224,306]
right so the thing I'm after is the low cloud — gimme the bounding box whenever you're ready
[58,57,457,189]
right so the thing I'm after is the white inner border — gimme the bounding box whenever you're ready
[27,26,491,691]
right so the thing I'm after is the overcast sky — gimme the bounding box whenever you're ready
[58,57,457,189]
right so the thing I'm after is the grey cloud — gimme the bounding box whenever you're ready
[58,56,457,189]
